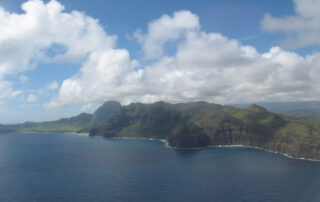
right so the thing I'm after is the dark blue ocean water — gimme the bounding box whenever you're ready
[1,133,320,202]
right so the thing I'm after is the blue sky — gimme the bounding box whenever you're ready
[0,0,319,123]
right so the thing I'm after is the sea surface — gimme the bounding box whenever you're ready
[1,133,320,202]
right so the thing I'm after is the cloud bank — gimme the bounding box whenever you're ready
[0,0,320,109]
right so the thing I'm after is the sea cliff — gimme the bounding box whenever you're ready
[89,102,320,160]
[1,100,320,160]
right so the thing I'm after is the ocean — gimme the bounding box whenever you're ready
[1,132,320,202]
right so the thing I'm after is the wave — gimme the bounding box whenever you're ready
[19,132,320,162]
[101,136,320,162]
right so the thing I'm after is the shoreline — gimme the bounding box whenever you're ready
[19,131,89,135]
[16,132,320,162]
[101,136,320,162]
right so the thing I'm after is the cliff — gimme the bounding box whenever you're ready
[89,102,320,160]
[2,100,320,160]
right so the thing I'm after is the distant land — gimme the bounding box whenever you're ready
[1,101,320,160]
[233,101,320,119]
[0,101,121,134]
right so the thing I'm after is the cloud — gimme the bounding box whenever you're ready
[0,0,116,77]
[26,94,37,102]
[133,10,200,59]
[2,1,320,108]
[0,0,117,104]
[138,32,318,104]
[0,80,21,105]
[46,49,140,107]
[80,102,100,113]
[261,0,320,48]
[48,9,320,107]
[46,81,58,90]
[19,75,29,83]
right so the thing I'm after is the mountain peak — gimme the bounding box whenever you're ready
[246,104,267,112]
[92,101,121,124]
[101,100,121,107]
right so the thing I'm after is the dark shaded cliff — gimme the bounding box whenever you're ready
[89,102,320,160]
[2,100,320,160]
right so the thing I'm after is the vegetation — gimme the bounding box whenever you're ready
[283,109,320,119]
[2,100,320,159]
[0,101,121,133]
[89,102,320,159]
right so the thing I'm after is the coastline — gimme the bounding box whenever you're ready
[19,131,89,136]
[16,132,320,162]
[97,135,320,162]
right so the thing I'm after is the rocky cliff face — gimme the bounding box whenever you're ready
[91,101,121,125]
[89,102,320,160]
[2,100,318,160]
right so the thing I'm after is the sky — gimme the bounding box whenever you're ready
[0,0,320,123]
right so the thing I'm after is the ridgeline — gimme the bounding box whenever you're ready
[1,101,320,160]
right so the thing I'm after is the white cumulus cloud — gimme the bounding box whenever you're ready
[47,49,140,107]
[261,0,320,48]
[137,31,319,104]
[2,1,320,109]
[48,9,320,107]
[133,10,200,59]
[0,0,117,104]
[46,81,59,90]
[26,94,37,102]
[0,0,116,76]
[0,80,21,105]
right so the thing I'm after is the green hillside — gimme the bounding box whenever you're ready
[90,102,320,160]
[0,101,121,133]
[2,100,320,159]
[282,108,320,119]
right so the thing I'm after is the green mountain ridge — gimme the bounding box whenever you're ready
[2,101,320,160]
[282,108,320,119]
[89,102,320,160]
[0,101,121,133]
[233,101,320,119]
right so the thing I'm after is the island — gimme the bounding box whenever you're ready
[1,101,320,160]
